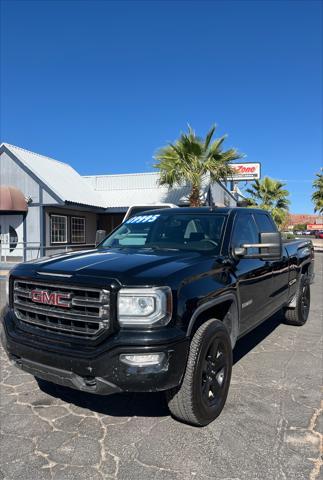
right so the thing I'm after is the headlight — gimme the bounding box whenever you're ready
[118,287,172,328]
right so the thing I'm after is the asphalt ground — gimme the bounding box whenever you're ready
[0,255,322,480]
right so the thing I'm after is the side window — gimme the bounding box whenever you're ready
[50,215,67,244]
[254,213,277,233]
[71,217,86,244]
[231,214,259,253]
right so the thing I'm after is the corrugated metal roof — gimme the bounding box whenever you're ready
[1,143,106,208]
[83,173,210,208]
[2,143,228,210]
[84,172,160,191]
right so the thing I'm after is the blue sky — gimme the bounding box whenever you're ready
[1,0,322,213]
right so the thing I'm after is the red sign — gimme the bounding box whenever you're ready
[228,162,261,181]
[234,165,256,174]
[31,290,71,308]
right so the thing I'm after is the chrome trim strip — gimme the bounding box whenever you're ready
[13,280,111,337]
[14,279,104,294]
[242,299,253,309]
[14,299,107,322]
[37,272,73,278]
[15,312,103,335]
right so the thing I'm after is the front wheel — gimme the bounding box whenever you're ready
[166,319,232,427]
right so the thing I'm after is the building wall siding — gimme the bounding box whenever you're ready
[210,182,236,207]
[0,151,63,261]
[25,206,41,260]
[44,207,98,255]
[42,189,58,204]
[0,152,40,203]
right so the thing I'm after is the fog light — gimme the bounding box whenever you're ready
[120,353,165,367]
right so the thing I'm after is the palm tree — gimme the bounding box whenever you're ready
[154,125,242,207]
[245,177,290,227]
[312,172,323,214]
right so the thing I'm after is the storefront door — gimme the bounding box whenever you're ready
[0,215,24,260]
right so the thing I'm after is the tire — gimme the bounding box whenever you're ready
[166,319,232,427]
[284,275,311,326]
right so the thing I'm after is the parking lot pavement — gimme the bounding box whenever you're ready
[311,239,323,252]
[0,256,322,480]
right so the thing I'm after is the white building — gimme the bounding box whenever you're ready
[0,143,238,262]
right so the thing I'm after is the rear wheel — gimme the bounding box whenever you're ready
[284,276,311,326]
[166,319,232,427]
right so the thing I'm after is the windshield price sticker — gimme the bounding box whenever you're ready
[126,214,160,224]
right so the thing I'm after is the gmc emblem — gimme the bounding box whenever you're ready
[31,290,71,308]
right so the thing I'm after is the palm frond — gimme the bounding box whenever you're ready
[244,176,290,226]
[154,124,242,206]
[312,173,323,213]
[204,125,216,151]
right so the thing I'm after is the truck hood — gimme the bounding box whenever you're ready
[20,248,215,286]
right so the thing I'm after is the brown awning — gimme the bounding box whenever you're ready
[0,185,28,212]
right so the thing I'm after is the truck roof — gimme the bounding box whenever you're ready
[135,206,266,215]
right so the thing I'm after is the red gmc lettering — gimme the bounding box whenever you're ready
[31,290,70,308]
[31,290,43,303]
[233,165,256,173]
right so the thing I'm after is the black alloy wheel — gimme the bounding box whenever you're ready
[166,319,232,427]
[201,337,228,409]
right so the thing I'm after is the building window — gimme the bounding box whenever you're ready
[71,217,86,244]
[50,215,67,244]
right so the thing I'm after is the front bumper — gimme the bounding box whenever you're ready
[1,307,189,396]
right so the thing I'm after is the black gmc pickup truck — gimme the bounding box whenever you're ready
[1,207,314,426]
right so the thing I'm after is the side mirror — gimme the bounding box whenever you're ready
[95,229,106,247]
[233,232,282,260]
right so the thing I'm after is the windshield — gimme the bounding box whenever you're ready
[100,213,226,253]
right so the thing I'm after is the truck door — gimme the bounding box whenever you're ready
[231,212,274,334]
[254,212,289,311]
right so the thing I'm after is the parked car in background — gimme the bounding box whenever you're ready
[315,230,323,239]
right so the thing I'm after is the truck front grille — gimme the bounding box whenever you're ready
[13,280,110,339]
